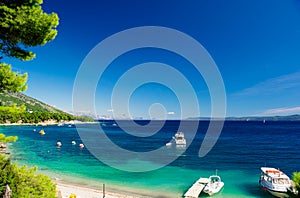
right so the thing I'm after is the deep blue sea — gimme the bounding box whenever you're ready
[1,121,300,197]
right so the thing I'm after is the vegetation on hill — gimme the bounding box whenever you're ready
[0,91,94,123]
[0,91,66,113]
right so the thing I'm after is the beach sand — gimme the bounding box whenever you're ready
[55,182,149,198]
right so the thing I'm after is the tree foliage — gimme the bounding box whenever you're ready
[0,104,74,123]
[0,133,17,143]
[0,156,56,198]
[0,63,27,92]
[0,0,59,61]
[293,172,300,197]
[74,115,94,122]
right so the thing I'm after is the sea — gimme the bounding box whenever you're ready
[1,120,300,198]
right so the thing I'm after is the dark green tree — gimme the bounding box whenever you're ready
[0,0,59,92]
[0,0,59,61]
[0,64,27,92]
[0,133,17,143]
[0,156,56,197]
[292,172,300,197]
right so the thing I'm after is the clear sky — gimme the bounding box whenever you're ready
[5,0,300,118]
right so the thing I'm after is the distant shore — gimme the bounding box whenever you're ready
[0,120,96,126]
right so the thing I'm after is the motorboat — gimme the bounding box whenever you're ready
[71,140,76,145]
[174,132,186,145]
[56,141,62,147]
[259,167,292,198]
[57,123,64,127]
[203,172,224,196]
[79,143,84,148]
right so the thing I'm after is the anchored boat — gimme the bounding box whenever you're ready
[184,170,224,198]
[174,131,186,145]
[203,174,224,196]
[259,167,292,198]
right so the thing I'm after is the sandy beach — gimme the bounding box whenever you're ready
[55,182,149,198]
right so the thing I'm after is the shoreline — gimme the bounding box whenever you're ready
[0,121,96,126]
[55,181,147,198]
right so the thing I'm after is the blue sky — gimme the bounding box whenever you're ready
[5,0,300,118]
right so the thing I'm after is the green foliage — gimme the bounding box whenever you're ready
[0,91,66,113]
[74,115,94,122]
[0,156,56,197]
[0,103,74,123]
[0,0,59,61]
[0,63,27,92]
[0,133,18,143]
[293,172,300,197]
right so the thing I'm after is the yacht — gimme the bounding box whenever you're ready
[259,167,292,198]
[203,172,224,196]
[174,132,186,145]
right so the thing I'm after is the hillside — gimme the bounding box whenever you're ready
[0,91,65,113]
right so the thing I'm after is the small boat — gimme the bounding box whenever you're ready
[71,140,76,145]
[165,142,172,146]
[259,167,292,198]
[79,143,84,148]
[57,123,64,127]
[56,141,62,147]
[112,123,117,126]
[174,132,186,145]
[203,171,224,196]
[39,129,45,135]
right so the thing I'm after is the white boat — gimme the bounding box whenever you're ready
[259,167,292,198]
[165,142,172,146]
[79,143,84,148]
[174,132,186,145]
[56,141,62,147]
[203,172,224,196]
[57,123,64,127]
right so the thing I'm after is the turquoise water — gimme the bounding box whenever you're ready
[1,121,300,197]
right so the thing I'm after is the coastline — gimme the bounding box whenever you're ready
[0,120,96,126]
[55,181,146,198]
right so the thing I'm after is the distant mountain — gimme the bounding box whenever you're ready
[188,115,300,121]
[0,91,65,113]
[226,114,300,121]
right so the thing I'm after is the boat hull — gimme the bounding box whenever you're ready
[266,189,289,198]
[203,181,224,196]
[260,179,289,198]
